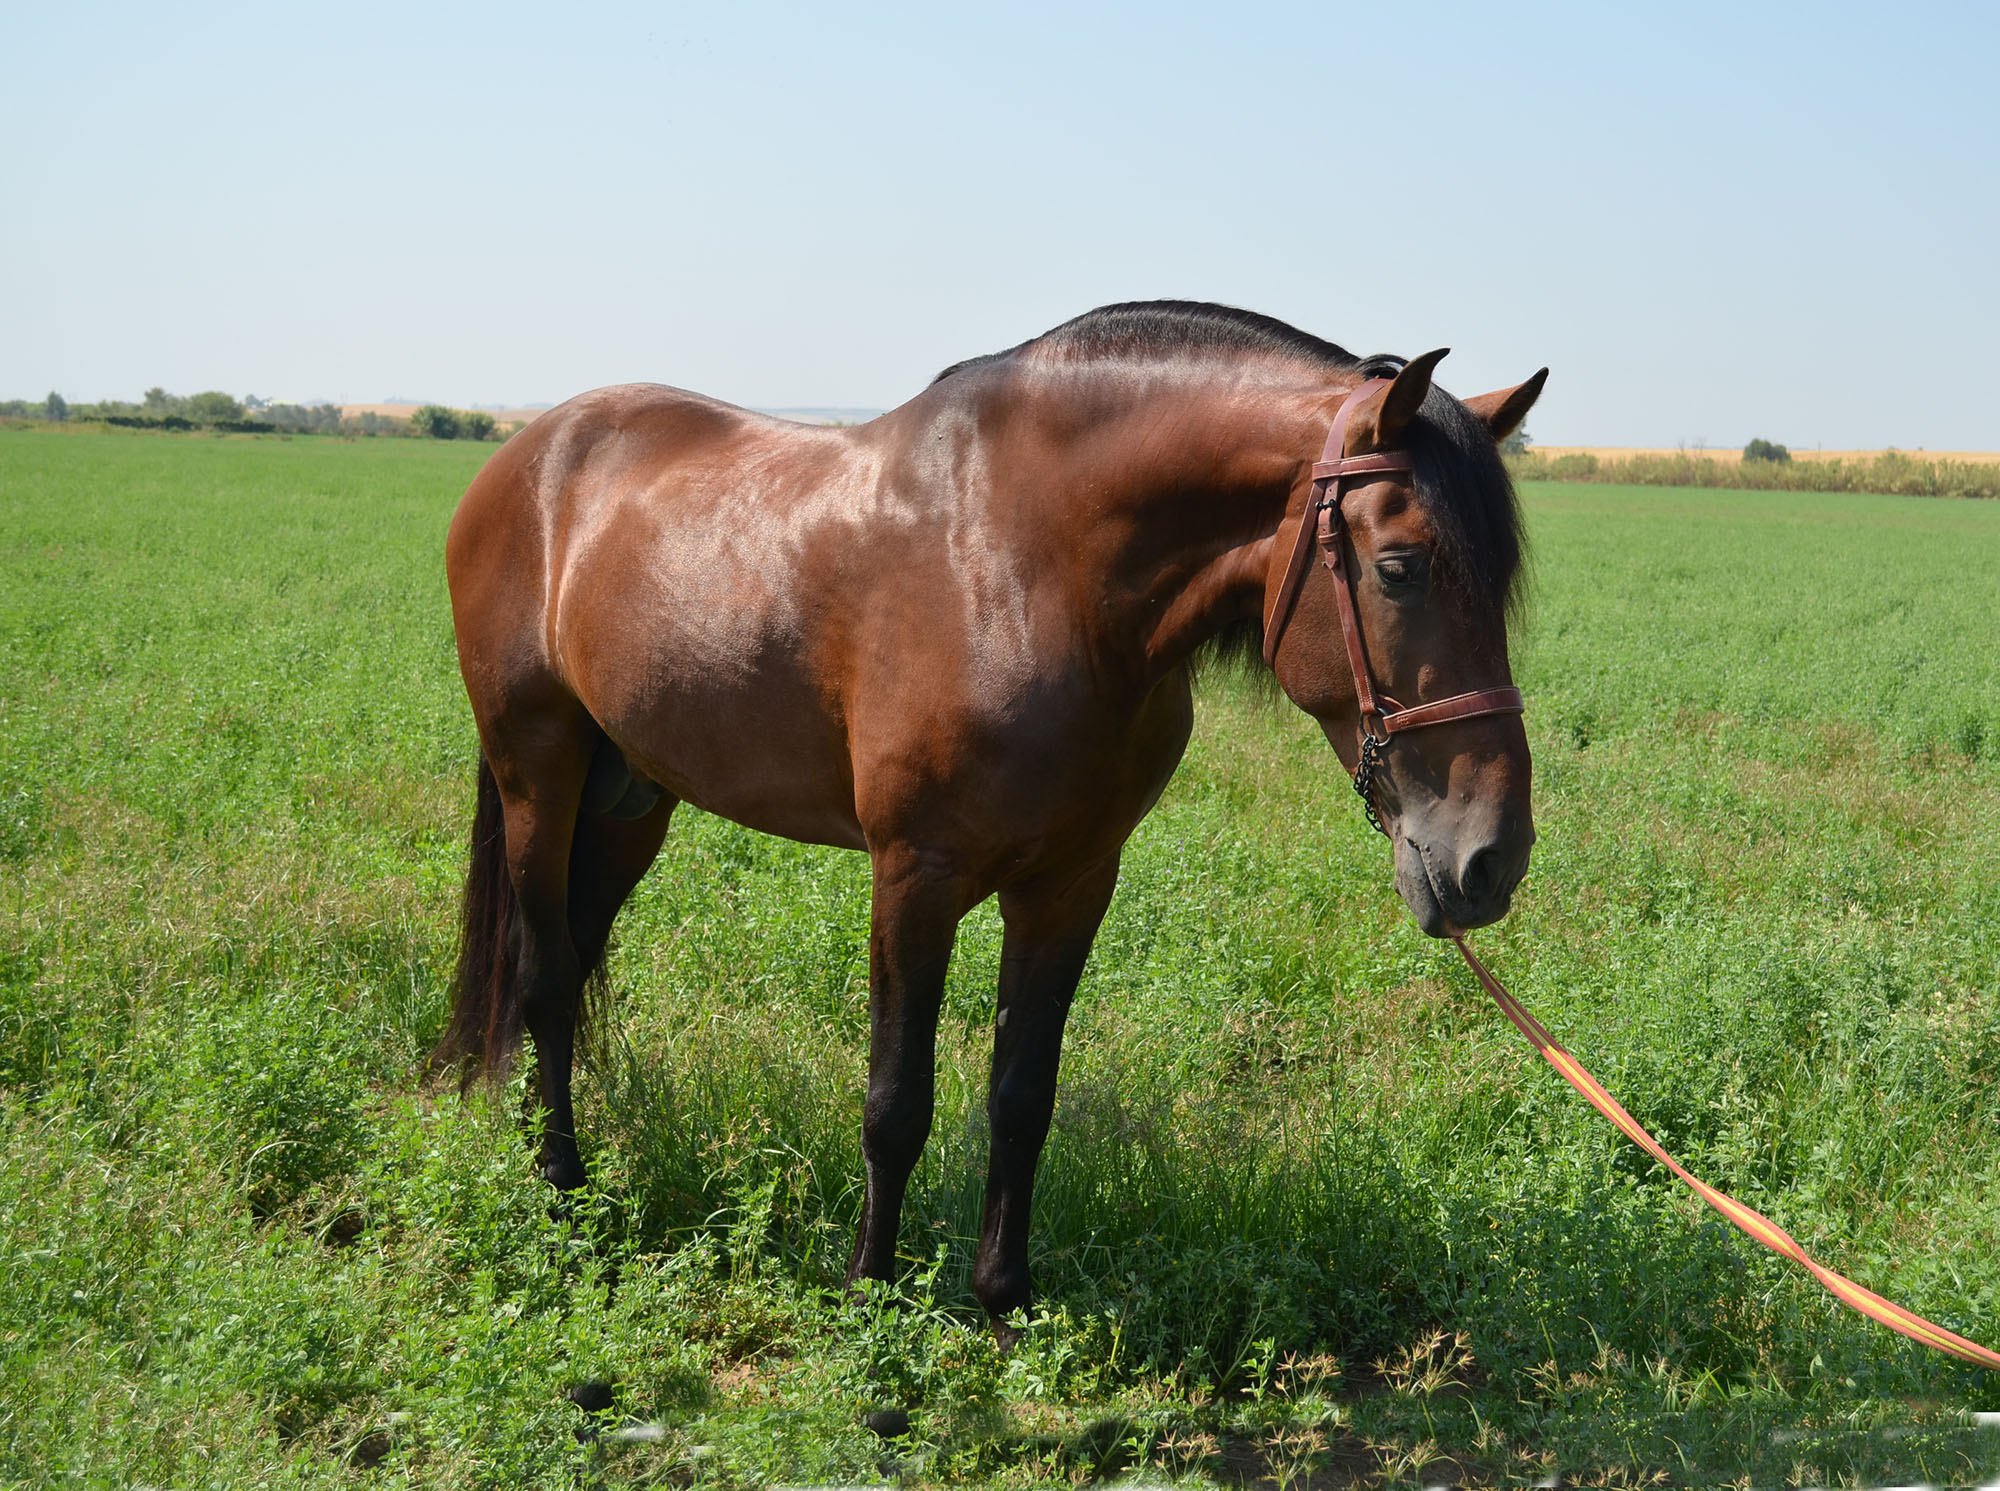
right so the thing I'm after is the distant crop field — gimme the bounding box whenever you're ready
[3,430,2000,1487]
[1531,445,2000,465]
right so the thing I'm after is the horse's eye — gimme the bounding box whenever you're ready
[1375,554,1426,592]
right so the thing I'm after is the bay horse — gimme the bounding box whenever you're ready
[436,301,1545,1339]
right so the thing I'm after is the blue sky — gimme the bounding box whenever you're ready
[5,1,1995,447]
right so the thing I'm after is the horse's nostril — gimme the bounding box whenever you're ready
[1459,845,1505,905]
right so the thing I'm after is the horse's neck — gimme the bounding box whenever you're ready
[1019,369,1323,680]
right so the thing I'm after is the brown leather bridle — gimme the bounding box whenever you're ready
[1261,377,1525,835]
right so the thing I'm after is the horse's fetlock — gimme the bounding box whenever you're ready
[972,1257,1031,1318]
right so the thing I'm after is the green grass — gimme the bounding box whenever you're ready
[3,428,2000,1487]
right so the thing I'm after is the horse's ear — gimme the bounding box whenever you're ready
[1371,348,1448,447]
[1462,369,1549,443]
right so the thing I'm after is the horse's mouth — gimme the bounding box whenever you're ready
[1409,833,1506,936]
[1391,835,1451,938]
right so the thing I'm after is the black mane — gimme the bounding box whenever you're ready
[931,299,1405,385]
[936,300,1524,627]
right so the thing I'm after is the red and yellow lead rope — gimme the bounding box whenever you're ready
[1451,934,2000,1372]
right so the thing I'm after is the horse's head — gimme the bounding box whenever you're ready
[1265,353,1545,936]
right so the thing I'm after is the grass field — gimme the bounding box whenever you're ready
[3,428,2000,1488]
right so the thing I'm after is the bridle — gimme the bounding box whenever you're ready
[1261,377,1524,835]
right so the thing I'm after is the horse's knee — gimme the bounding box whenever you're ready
[861,1088,932,1174]
[988,1065,1057,1151]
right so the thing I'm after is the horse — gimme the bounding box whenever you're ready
[434,300,1545,1340]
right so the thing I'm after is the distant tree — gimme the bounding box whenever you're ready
[264,403,344,435]
[43,392,67,422]
[1500,425,1531,457]
[184,391,245,424]
[143,387,173,414]
[460,410,496,441]
[1743,437,1791,464]
[411,405,462,439]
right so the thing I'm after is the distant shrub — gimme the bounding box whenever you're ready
[410,405,503,441]
[1744,437,1791,464]
[410,404,462,439]
[260,402,344,435]
[183,391,245,424]
[104,414,195,431]
[6,388,509,440]
[1547,451,1599,479]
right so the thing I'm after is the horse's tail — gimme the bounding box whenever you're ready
[431,755,522,1085]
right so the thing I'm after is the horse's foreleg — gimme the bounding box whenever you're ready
[973,855,1121,1344]
[846,847,970,1290]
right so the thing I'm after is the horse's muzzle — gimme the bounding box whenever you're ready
[1397,822,1534,937]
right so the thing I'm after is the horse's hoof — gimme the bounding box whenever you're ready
[567,1379,616,1413]
[863,1408,911,1438]
[991,1320,1024,1353]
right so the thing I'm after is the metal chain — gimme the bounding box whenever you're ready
[1352,731,1389,837]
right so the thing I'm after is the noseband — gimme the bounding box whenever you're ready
[1261,378,1524,835]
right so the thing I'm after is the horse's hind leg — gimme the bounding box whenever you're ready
[491,717,673,1191]
[476,699,603,1189]
[972,854,1121,1344]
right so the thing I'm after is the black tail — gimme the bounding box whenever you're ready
[432,756,522,1085]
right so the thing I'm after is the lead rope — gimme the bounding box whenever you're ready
[1449,933,2000,1370]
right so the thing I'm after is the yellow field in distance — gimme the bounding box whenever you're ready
[1531,445,2000,465]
